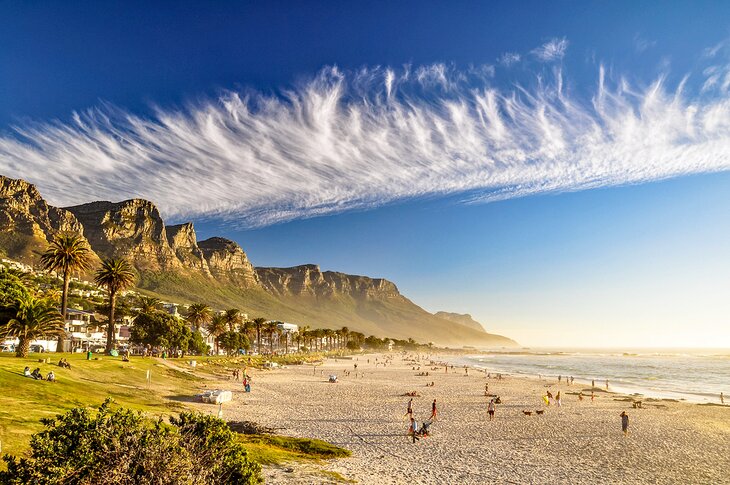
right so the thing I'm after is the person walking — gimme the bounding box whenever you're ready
[620,411,629,436]
[721,392,725,405]
[556,391,562,407]
[430,399,437,421]
[488,399,496,421]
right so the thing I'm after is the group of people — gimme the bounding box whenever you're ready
[57,358,71,369]
[24,366,55,382]
[405,397,438,443]
[231,369,252,392]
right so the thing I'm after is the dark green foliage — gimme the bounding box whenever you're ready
[364,335,387,349]
[130,312,193,353]
[217,331,251,355]
[188,330,210,355]
[0,400,262,484]
[0,270,31,324]
[170,412,261,483]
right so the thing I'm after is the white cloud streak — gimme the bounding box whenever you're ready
[2,62,730,227]
[499,52,521,66]
[531,38,569,62]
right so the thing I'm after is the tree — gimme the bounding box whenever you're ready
[224,309,242,332]
[217,331,250,355]
[252,317,266,353]
[0,269,31,325]
[130,312,193,354]
[206,314,227,354]
[186,303,212,332]
[94,258,135,353]
[1,294,64,357]
[135,295,161,314]
[40,233,93,353]
[263,321,279,354]
[298,325,310,351]
[340,326,350,349]
[0,400,262,484]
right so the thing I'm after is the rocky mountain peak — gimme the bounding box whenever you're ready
[65,198,179,271]
[0,176,85,260]
[198,237,258,287]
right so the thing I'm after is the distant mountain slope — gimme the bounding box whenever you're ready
[0,175,517,347]
[434,312,487,332]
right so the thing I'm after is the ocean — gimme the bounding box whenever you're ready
[463,348,729,403]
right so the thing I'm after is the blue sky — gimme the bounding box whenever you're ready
[2,1,730,346]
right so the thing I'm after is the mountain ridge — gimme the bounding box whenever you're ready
[0,175,517,347]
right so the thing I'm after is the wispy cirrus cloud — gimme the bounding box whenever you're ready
[2,58,730,228]
[499,52,521,66]
[531,37,569,62]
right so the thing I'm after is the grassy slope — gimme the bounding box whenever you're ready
[0,351,351,478]
[0,352,200,457]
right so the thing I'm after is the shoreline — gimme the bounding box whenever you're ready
[456,352,729,405]
[194,352,730,484]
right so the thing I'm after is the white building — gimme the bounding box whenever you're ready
[276,322,299,334]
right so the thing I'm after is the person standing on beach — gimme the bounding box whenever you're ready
[591,390,595,402]
[721,392,724,404]
[606,379,609,391]
[620,411,629,436]
[430,399,438,421]
[405,398,413,417]
[409,417,419,443]
[558,375,562,383]
[592,379,595,388]
[556,391,562,407]
[488,399,496,420]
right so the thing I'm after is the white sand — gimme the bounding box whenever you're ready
[207,353,730,484]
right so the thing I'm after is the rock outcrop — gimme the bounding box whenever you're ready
[256,264,402,300]
[166,223,211,276]
[0,176,86,260]
[198,237,258,288]
[65,199,181,272]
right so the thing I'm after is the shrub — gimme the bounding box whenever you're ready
[0,400,261,484]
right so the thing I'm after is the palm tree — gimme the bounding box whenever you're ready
[314,329,325,351]
[2,295,64,357]
[40,233,93,352]
[264,321,279,354]
[136,296,161,315]
[224,309,242,332]
[241,319,256,345]
[299,325,310,351]
[340,326,350,349]
[186,303,212,332]
[206,313,227,354]
[94,258,135,353]
[252,317,267,353]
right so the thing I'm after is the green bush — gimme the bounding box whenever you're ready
[0,400,262,484]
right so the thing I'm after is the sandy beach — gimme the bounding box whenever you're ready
[202,353,730,484]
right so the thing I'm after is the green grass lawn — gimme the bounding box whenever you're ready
[0,351,202,457]
[0,351,352,476]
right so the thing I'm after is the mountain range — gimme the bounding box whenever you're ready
[0,175,516,347]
